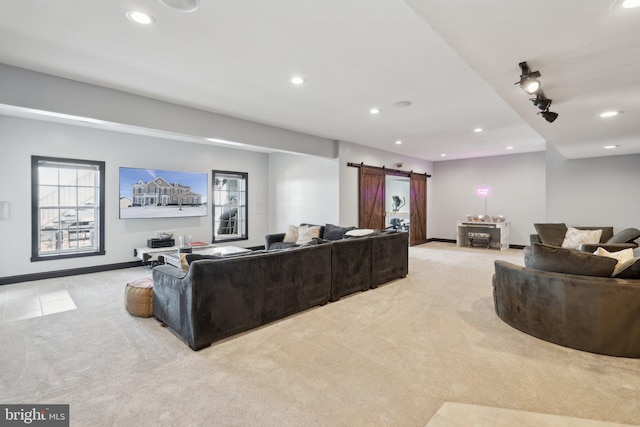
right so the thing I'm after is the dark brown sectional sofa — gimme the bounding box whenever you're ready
[152,230,408,350]
[493,223,640,357]
[493,259,640,357]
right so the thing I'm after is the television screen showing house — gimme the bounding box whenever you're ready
[119,167,208,219]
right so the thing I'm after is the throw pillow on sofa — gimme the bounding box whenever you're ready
[345,228,380,238]
[525,243,617,277]
[612,257,640,279]
[561,227,602,250]
[533,223,568,246]
[296,225,322,244]
[593,247,635,276]
[323,224,356,240]
[283,225,299,243]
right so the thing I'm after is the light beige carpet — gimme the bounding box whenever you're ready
[1,242,639,426]
[426,402,639,427]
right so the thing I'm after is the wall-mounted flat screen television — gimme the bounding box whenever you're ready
[119,167,208,219]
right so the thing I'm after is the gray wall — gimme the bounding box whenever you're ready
[268,153,339,232]
[431,152,546,246]
[266,142,434,234]
[431,148,640,246]
[546,145,640,228]
[0,116,269,277]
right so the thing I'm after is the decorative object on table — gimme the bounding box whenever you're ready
[475,182,491,217]
[147,231,175,248]
[178,235,192,254]
[391,195,405,213]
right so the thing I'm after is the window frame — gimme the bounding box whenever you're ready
[212,170,248,243]
[31,156,106,261]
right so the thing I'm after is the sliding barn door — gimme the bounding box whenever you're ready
[358,166,385,229]
[410,173,427,245]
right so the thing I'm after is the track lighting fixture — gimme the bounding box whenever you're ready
[517,61,558,123]
[516,62,541,94]
[540,110,559,123]
[530,92,552,111]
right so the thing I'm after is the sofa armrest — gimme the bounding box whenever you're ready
[265,233,286,250]
[580,242,639,253]
[153,264,188,279]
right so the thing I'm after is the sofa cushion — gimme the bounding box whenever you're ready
[323,224,356,241]
[184,250,260,267]
[593,247,635,276]
[561,227,602,250]
[533,223,567,246]
[283,225,299,243]
[295,225,322,244]
[269,242,298,250]
[612,257,640,279]
[345,228,380,238]
[525,243,617,277]
[607,227,640,244]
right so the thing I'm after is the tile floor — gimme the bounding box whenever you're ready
[0,282,76,323]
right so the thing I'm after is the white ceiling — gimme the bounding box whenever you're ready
[0,0,638,161]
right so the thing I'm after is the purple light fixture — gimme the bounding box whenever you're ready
[475,184,490,216]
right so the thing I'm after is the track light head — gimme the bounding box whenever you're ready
[517,61,558,123]
[517,61,541,94]
[530,92,552,110]
[540,109,559,123]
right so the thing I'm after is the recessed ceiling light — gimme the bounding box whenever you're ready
[506,146,514,150]
[473,128,483,133]
[290,76,305,85]
[395,140,402,145]
[158,0,200,12]
[370,108,381,114]
[604,145,619,149]
[599,110,621,118]
[126,10,154,25]
[440,154,446,157]
[622,0,640,8]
